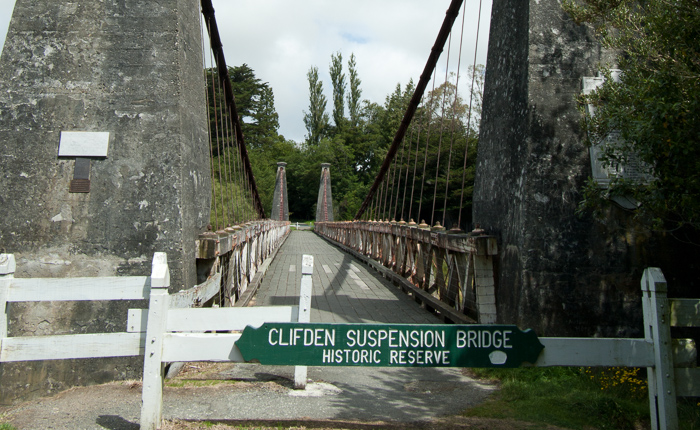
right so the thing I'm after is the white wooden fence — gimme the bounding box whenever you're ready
[0,253,151,362]
[1,249,698,430]
[138,253,313,429]
[531,268,699,430]
[0,252,313,430]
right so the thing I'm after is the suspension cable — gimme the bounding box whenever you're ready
[442,1,468,229]
[400,125,416,221]
[201,0,265,219]
[200,11,218,230]
[354,0,465,220]
[417,67,439,223]
[229,113,241,225]
[430,31,453,227]
[457,0,484,229]
[222,89,236,225]
[209,46,226,228]
[407,119,423,223]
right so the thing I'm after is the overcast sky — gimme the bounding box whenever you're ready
[0,0,491,142]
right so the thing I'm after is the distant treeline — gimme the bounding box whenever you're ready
[207,54,484,227]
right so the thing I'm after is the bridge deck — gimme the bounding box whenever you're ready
[253,230,440,324]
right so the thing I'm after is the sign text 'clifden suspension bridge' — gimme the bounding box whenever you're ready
[236,323,544,368]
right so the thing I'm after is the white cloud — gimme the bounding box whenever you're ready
[0,0,491,142]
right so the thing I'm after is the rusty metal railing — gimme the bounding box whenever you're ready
[196,220,290,306]
[315,220,497,324]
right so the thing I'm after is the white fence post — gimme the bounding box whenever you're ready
[0,254,16,346]
[294,254,313,389]
[140,252,171,430]
[642,267,678,430]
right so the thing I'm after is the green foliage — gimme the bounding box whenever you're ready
[467,367,649,429]
[303,66,330,146]
[209,57,485,225]
[0,424,16,430]
[584,367,648,399]
[205,64,284,224]
[347,53,362,128]
[369,76,479,229]
[562,0,700,232]
[210,154,255,228]
[329,51,347,132]
[468,367,700,430]
[228,64,283,150]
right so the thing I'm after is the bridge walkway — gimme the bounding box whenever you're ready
[0,231,495,428]
[253,230,440,325]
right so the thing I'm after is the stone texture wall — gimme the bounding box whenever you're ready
[316,163,334,223]
[271,162,289,221]
[0,0,210,403]
[473,0,664,337]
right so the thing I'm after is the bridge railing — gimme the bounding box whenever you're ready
[195,220,290,307]
[315,220,496,324]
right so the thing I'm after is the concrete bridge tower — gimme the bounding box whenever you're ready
[316,163,334,223]
[473,0,698,337]
[0,0,210,402]
[270,162,289,221]
[474,0,625,337]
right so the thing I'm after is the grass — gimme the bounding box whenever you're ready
[465,367,700,430]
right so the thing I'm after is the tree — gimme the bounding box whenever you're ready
[403,78,476,228]
[329,52,347,132]
[303,66,330,146]
[348,53,363,128]
[227,64,281,149]
[465,64,485,135]
[562,0,700,231]
[205,64,286,221]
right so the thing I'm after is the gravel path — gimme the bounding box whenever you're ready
[1,363,496,429]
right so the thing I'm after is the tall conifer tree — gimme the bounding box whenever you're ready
[303,66,329,146]
[329,52,347,132]
[347,53,362,128]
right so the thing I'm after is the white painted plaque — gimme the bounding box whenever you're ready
[58,131,110,157]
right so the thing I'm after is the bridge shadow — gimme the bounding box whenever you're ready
[178,363,494,425]
[95,415,139,430]
[321,366,494,423]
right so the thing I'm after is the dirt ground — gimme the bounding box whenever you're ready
[160,417,571,430]
[1,363,573,430]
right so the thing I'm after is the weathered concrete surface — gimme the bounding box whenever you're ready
[0,0,210,403]
[473,0,671,337]
[316,163,334,222]
[270,162,289,221]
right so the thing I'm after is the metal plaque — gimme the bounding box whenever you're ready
[58,131,110,158]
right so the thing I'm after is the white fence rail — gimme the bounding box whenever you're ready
[1,249,699,430]
[527,268,697,430]
[0,251,313,430]
[139,253,313,429]
[0,254,150,363]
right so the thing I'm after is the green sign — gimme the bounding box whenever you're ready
[236,323,544,368]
